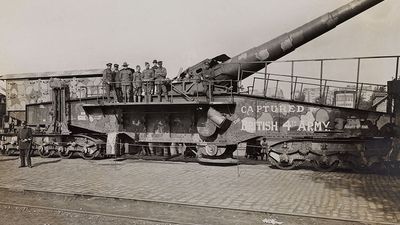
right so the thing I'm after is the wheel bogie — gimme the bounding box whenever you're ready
[266,138,393,172]
[37,145,57,158]
[0,132,396,173]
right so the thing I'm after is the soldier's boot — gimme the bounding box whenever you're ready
[19,152,26,168]
[158,95,162,102]
[27,154,32,168]
[133,96,137,102]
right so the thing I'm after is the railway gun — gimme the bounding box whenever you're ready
[1,0,399,171]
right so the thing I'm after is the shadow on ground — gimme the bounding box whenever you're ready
[0,157,19,162]
[33,159,62,167]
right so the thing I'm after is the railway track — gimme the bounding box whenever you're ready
[0,201,196,225]
[0,188,397,225]
[5,152,400,175]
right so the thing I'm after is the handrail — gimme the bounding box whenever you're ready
[232,55,397,111]
[76,79,236,104]
[252,76,387,94]
[246,70,388,87]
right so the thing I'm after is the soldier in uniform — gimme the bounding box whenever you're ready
[202,64,215,101]
[132,65,142,102]
[120,62,133,102]
[151,59,158,71]
[151,60,158,95]
[154,61,168,102]
[141,62,154,102]
[102,63,113,102]
[260,137,268,161]
[113,64,121,102]
[18,121,33,168]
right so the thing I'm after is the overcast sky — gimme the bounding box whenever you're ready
[1,0,399,85]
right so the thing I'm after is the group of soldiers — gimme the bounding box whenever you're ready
[103,60,169,103]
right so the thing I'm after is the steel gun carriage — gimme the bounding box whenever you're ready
[1,0,399,172]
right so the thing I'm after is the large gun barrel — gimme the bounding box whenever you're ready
[181,0,384,82]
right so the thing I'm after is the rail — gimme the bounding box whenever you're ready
[55,55,399,112]
[77,79,235,104]
[236,55,399,111]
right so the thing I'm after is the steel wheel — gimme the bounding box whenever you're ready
[6,149,16,156]
[384,162,400,174]
[311,160,339,172]
[269,155,300,170]
[349,162,370,173]
[80,150,99,160]
[0,145,6,155]
[275,161,301,170]
[77,137,99,160]
[38,145,55,158]
[58,147,74,159]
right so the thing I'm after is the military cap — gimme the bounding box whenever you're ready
[122,62,129,67]
[158,61,163,64]
[152,60,158,63]
[106,63,112,66]
[114,64,119,67]
[145,62,150,65]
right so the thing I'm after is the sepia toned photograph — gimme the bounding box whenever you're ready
[0,0,399,224]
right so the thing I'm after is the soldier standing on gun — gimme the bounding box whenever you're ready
[141,62,154,102]
[132,65,142,102]
[154,61,168,102]
[113,64,121,102]
[151,60,158,95]
[120,62,133,102]
[102,63,113,102]
[151,60,158,71]
[202,62,214,101]
[18,121,33,168]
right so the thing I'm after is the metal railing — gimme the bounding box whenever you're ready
[77,79,235,104]
[248,71,387,104]
[236,55,399,111]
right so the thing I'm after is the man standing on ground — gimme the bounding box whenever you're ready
[154,61,168,102]
[141,62,154,102]
[120,62,133,102]
[260,137,268,161]
[102,63,113,102]
[18,121,33,168]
